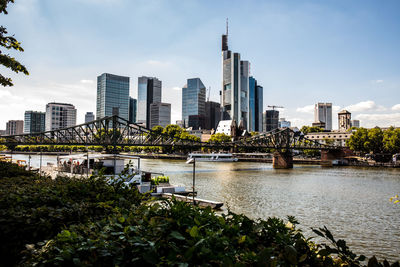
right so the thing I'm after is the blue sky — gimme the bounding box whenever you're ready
[1,0,400,129]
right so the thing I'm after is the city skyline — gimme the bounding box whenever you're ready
[1,0,400,129]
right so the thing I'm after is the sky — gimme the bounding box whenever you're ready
[1,0,400,129]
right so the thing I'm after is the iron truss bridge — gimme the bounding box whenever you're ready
[0,115,341,151]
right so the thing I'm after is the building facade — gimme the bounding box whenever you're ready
[248,77,264,132]
[338,110,351,132]
[24,111,45,134]
[85,112,95,123]
[314,103,332,131]
[278,118,291,128]
[129,97,137,124]
[263,110,279,132]
[182,78,206,124]
[6,120,24,135]
[45,102,77,131]
[351,120,360,128]
[96,73,130,121]
[205,101,221,130]
[306,131,352,147]
[137,76,162,128]
[150,102,171,129]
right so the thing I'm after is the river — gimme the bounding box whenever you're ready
[10,154,400,261]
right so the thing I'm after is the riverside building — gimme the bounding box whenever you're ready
[150,102,171,129]
[182,78,206,127]
[96,73,130,121]
[137,76,162,129]
[24,111,45,134]
[45,102,77,131]
[6,120,23,135]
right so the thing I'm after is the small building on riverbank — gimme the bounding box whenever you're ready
[305,131,352,147]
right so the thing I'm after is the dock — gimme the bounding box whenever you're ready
[161,193,223,209]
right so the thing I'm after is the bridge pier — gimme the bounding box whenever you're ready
[272,151,293,169]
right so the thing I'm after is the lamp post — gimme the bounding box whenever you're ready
[186,156,196,205]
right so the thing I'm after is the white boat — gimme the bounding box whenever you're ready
[55,154,189,195]
[186,152,238,163]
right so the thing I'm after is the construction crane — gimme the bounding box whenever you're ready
[268,105,284,110]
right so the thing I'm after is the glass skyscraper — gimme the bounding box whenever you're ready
[24,111,45,134]
[137,76,161,128]
[182,78,206,124]
[96,73,130,121]
[129,97,137,124]
[248,77,263,132]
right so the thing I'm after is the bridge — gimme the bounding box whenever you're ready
[0,115,345,168]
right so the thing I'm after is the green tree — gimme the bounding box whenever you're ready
[300,126,323,135]
[208,133,231,143]
[1,0,29,86]
[383,127,400,154]
[162,124,183,139]
[347,127,369,154]
[365,127,383,154]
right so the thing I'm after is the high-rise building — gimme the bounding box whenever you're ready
[182,78,206,125]
[96,73,130,121]
[85,112,95,123]
[220,23,250,129]
[24,111,45,134]
[150,102,171,129]
[263,110,279,132]
[6,120,23,135]
[278,118,291,128]
[45,102,77,131]
[351,120,360,128]
[205,101,221,130]
[137,76,162,128]
[248,77,264,132]
[129,97,137,124]
[314,103,332,131]
[338,110,351,132]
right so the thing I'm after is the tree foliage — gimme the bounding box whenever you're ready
[1,0,29,86]
[208,133,231,143]
[301,126,324,135]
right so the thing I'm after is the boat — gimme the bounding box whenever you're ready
[55,154,191,195]
[161,193,223,209]
[186,152,238,163]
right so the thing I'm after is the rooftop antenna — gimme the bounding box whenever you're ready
[226,18,229,36]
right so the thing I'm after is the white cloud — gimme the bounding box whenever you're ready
[355,113,400,128]
[296,104,314,113]
[372,79,384,84]
[344,100,386,112]
[0,90,12,98]
[391,104,400,111]
[172,86,181,91]
[332,105,341,113]
[80,79,94,84]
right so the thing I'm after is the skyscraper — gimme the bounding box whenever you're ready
[221,22,250,129]
[85,112,95,123]
[263,110,279,132]
[6,120,23,135]
[205,101,221,130]
[96,73,130,121]
[137,76,162,128]
[150,102,171,129]
[314,103,332,131]
[129,97,137,124]
[182,78,206,125]
[45,102,77,131]
[338,110,351,131]
[24,111,45,134]
[248,77,263,132]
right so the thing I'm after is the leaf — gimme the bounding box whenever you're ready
[118,216,125,223]
[170,231,185,241]
[238,235,246,244]
[189,226,199,238]
[299,253,308,263]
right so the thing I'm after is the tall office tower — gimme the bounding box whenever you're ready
[137,76,162,128]
[205,101,221,130]
[338,110,351,131]
[6,120,23,135]
[150,102,171,129]
[351,120,360,128]
[220,23,250,129]
[314,103,332,131]
[182,78,206,125]
[85,112,95,123]
[96,73,130,121]
[248,77,264,132]
[263,110,279,132]
[24,111,45,134]
[129,97,137,124]
[45,102,77,131]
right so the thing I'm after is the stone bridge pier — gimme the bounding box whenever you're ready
[272,151,293,169]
